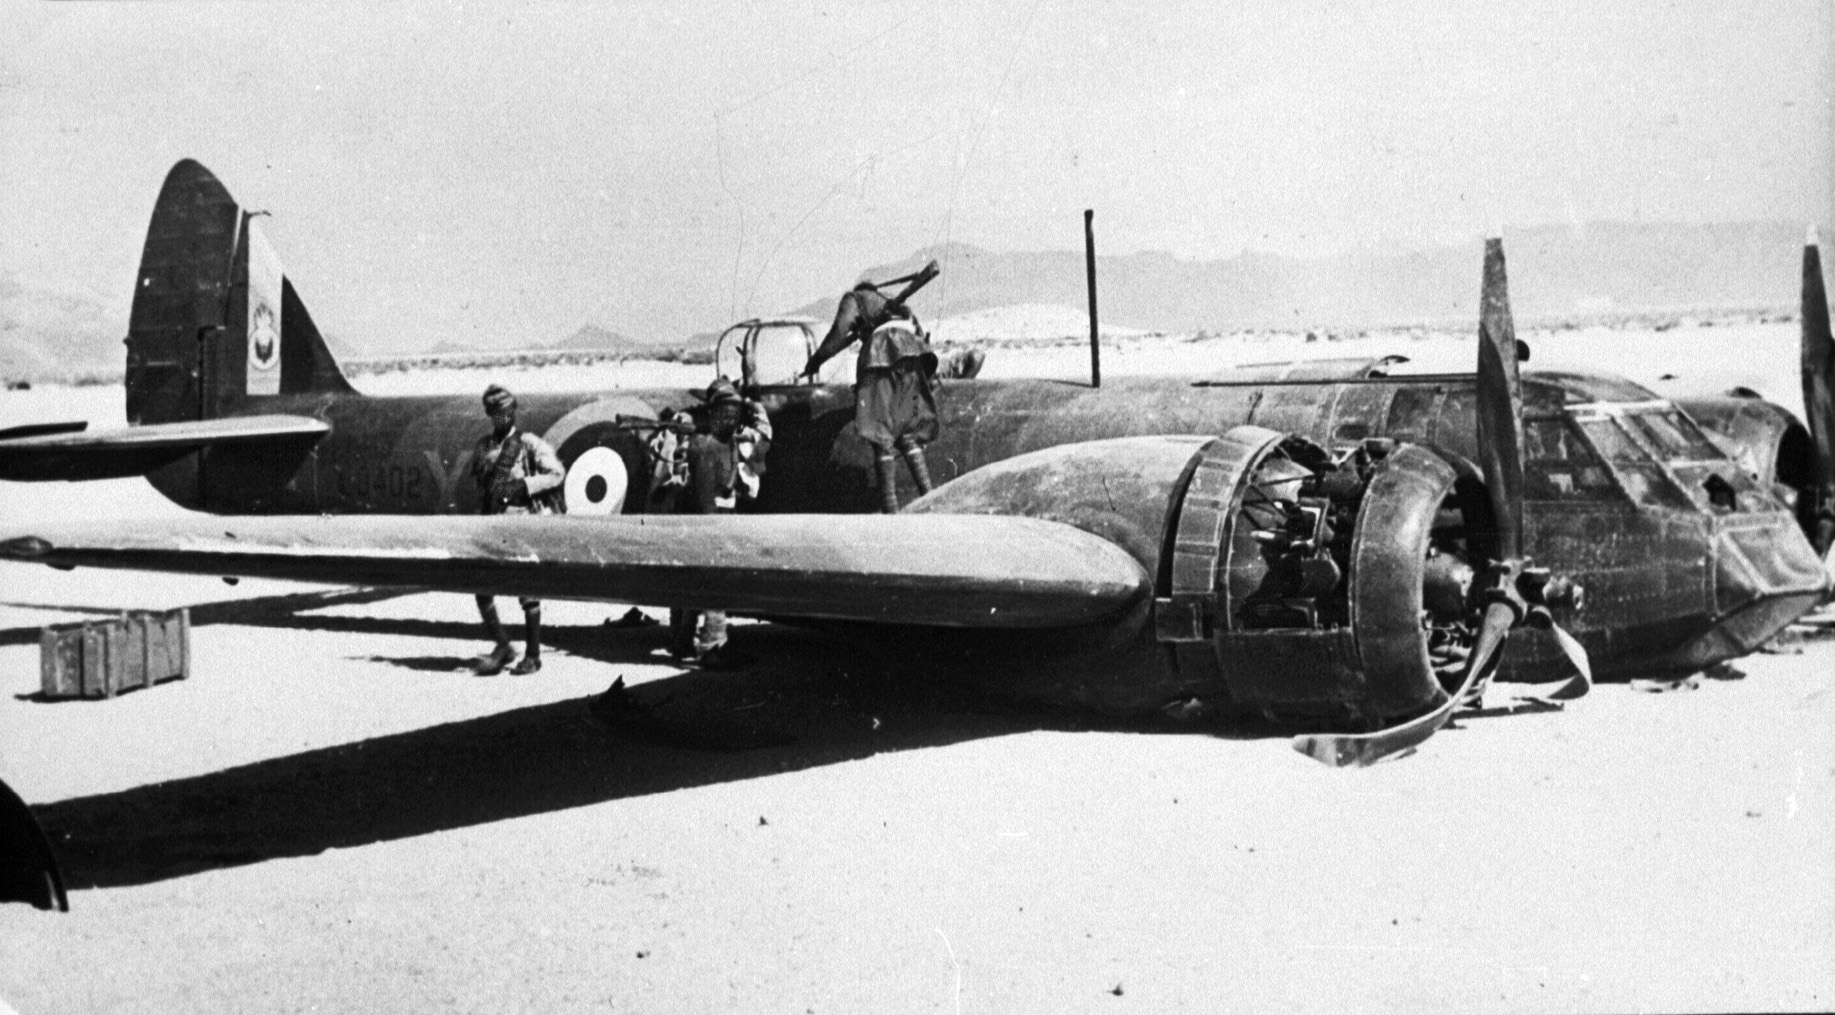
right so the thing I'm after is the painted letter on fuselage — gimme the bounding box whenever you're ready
[423,449,474,514]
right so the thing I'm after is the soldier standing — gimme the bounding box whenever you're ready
[667,378,771,667]
[801,269,941,513]
[470,383,566,675]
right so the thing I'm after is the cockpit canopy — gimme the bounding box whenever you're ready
[1550,401,1782,515]
[714,318,848,389]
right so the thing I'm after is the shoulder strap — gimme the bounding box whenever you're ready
[490,427,522,484]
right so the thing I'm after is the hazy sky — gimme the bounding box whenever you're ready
[2,0,1829,352]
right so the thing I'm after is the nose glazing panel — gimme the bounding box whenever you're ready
[1709,513,1830,653]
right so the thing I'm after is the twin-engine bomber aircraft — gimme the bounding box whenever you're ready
[3,160,1834,906]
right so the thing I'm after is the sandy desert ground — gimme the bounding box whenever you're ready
[1,324,1833,1014]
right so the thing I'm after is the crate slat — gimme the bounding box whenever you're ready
[121,613,149,692]
[79,625,109,698]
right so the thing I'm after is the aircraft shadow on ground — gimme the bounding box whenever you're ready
[30,614,1261,893]
[27,586,1809,894]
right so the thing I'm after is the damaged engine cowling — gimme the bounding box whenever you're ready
[1154,426,1469,724]
[911,425,1473,723]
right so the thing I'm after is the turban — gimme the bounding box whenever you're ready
[482,384,518,414]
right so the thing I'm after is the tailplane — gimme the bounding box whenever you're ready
[126,159,353,426]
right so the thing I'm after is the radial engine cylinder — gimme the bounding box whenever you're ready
[912,426,1464,723]
[1154,427,1458,723]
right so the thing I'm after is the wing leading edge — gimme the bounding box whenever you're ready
[0,513,1151,629]
[0,415,330,481]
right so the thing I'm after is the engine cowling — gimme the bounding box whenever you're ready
[1157,427,1458,723]
[910,426,1466,723]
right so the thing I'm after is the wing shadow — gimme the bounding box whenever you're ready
[31,624,1237,893]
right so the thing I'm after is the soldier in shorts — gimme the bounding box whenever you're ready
[471,384,566,675]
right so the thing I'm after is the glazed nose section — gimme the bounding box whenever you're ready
[1702,511,1830,659]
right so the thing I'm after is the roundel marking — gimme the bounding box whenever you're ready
[565,446,629,516]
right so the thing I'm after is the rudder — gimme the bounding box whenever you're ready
[126,160,354,427]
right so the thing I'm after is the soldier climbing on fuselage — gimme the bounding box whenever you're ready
[802,270,941,513]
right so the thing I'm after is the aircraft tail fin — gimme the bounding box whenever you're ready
[126,160,355,427]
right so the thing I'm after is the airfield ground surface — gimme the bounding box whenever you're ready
[2,324,1832,1013]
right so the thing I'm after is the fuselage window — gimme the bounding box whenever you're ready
[1576,417,1642,462]
[1626,411,1721,462]
[1575,417,1695,510]
[1624,410,1775,511]
[1523,417,1616,501]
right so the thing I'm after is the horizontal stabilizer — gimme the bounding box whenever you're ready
[0,512,1151,629]
[0,415,329,482]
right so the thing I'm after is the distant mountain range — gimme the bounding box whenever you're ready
[548,322,653,353]
[0,220,1815,381]
[414,324,653,358]
[822,220,1811,334]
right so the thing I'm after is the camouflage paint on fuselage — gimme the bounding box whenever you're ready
[167,366,1824,680]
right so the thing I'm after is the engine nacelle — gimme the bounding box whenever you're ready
[911,427,1463,722]
[1157,427,1457,722]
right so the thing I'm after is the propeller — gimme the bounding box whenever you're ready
[1801,231,1835,558]
[1294,238,1592,768]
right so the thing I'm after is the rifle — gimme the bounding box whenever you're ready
[871,259,940,312]
[799,260,942,382]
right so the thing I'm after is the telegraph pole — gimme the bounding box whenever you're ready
[1084,209,1101,388]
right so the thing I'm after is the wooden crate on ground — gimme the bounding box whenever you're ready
[38,608,190,700]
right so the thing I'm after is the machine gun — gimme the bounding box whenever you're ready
[608,413,697,435]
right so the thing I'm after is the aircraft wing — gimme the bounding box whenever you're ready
[0,513,1150,628]
[0,415,330,482]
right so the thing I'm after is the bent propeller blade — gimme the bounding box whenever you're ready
[1455,237,1539,712]
[1293,600,1518,767]
[1542,623,1593,700]
[1476,237,1526,562]
[1295,239,1550,767]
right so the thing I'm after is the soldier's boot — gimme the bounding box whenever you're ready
[473,596,516,675]
[694,611,751,669]
[874,454,901,514]
[511,604,543,675]
[901,444,934,496]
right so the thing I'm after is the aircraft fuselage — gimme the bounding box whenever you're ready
[150,368,1827,686]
